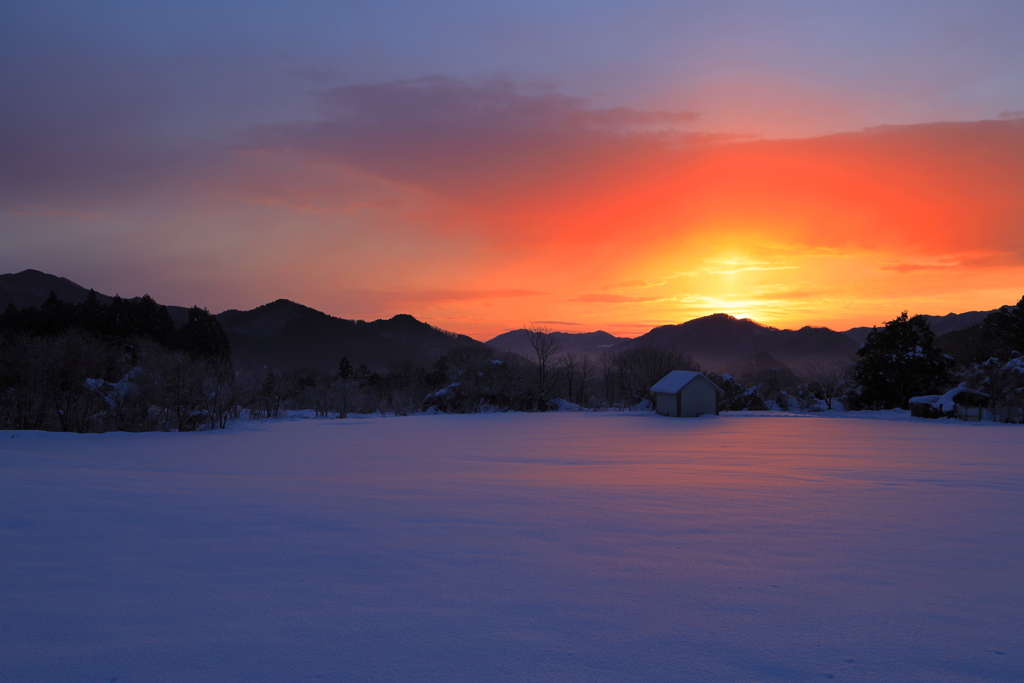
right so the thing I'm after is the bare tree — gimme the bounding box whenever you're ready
[577,354,593,408]
[525,325,562,401]
[556,352,593,407]
[803,360,850,410]
[0,331,50,430]
[605,344,700,407]
[156,351,208,431]
[41,330,118,433]
[202,358,238,429]
[598,350,616,406]
[558,352,580,404]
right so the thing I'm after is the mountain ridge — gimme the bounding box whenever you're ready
[216,301,487,373]
[841,310,995,344]
[0,270,485,373]
[2,269,1005,374]
[628,313,859,375]
[0,269,195,322]
[485,329,630,359]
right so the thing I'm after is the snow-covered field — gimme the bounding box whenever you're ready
[2,413,1022,682]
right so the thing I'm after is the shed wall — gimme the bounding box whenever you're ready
[678,380,718,417]
[655,380,718,418]
[655,392,678,417]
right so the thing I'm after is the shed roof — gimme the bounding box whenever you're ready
[909,387,989,412]
[651,371,722,395]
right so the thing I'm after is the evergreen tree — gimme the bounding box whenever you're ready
[353,363,375,387]
[337,356,353,380]
[852,311,954,409]
[134,294,175,346]
[79,289,102,320]
[177,307,232,361]
[981,295,1024,358]
[0,302,17,327]
[104,295,128,339]
[425,355,449,388]
[39,291,74,335]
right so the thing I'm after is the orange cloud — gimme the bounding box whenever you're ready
[242,80,1024,260]
[9,76,1024,339]
[880,263,958,273]
[572,293,664,304]
[229,96,1024,336]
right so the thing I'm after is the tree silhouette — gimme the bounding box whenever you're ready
[337,356,353,380]
[177,307,231,361]
[981,295,1024,358]
[853,311,953,409]
[525,325,561,401]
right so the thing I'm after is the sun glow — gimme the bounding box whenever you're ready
[8,82,1023,340]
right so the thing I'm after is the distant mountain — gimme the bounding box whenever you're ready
[744,350,792,375]
[0,269,192,322]
[1,269,109,308]
[842,309,996,344]
[4,268,1011,375]
[485,329,629,358]
[630,313,859,376]
[217,300,485,373]
[487,315,854,376]
[840,328,869,344]
[1,270,485,373]
[923,311,994,336]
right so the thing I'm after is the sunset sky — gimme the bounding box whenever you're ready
[3,1,1024,339]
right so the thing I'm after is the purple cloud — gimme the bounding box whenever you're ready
[241,77,701,215]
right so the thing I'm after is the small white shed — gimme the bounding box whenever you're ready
[651,371,723,417]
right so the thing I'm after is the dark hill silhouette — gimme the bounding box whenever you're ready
[486,315,855,377]
[736,350,791,377]
[843,310,995,343]
[0,269,111,308]
[486,329,629,358]
[629,313,858,375]
[1,271,485,373]
[216,300,485,373]
[3,269,1004,375]
[934,326,987,366]
[0,269,192,322]
[923,311,994,336]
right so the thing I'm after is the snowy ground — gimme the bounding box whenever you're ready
[2,412,1022,682]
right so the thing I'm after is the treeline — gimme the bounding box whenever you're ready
[423,339,701,413]
[0,298,712,430]
[239,342,706,418]
[698,296,1024,419]
[3,293,1021,432]
[2,290,230,359]
[841,297,1024,415]
[0,292,234,432]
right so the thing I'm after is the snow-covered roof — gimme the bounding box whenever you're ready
[651,371,722,394]
[936,387,987,413]
[910,387,988,413]
[1005,357,1024,373]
